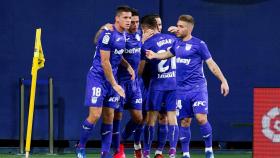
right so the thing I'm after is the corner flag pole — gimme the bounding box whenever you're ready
[25,28,45,158]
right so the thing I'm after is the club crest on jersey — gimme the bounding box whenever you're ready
[91,97,98,104]
[102,34,110,44]
[135,34,141,41]
[185,44,192,51]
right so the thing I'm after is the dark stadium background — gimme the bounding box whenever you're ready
[0,0,279,151]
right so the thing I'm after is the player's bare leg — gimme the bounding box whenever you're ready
[195,114,214,158]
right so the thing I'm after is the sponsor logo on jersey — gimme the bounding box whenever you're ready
[135,98,142,104]
[108,96,119,102]
[176,57,191,65]
[116,37,121,42]
[125,47,141,54]
[114,49,124,55]
[193,101,206,107]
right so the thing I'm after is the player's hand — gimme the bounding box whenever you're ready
[146,50,156,59]
[221,81,229,96]
[142,29,154,43]
[167,26,178,33]
[127,65,135,80]
[104,23,114,31]
[113,84,125,98]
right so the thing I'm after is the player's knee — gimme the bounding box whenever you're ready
[167,111,177,125]
[102,109,114,124]
[114,112,122,120]
[158,114,168,124]
[133,115,143,124]
[87,113,101,123]
[181,118,192,127]
[196,115,207,125]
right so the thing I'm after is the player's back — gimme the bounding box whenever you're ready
[89,27,126,81]
[141,33,176,91]
[171,36,212,91]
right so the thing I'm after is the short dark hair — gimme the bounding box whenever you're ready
[116,5,132,16]
[130,8,139,17]
[141,14,158,29]
[178,15,195,25]
[150,14,160,19]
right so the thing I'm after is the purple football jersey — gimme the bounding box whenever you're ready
[89,26,126,81]
[117,31,142,82]
[170,36,212,91]
[141,33,176,91]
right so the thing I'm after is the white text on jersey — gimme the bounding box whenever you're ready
[176,57,191,65]
[157,39,172,47]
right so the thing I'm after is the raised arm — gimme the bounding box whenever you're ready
[146,49,174,60]
[205,58,229,96]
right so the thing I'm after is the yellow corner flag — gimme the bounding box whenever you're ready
[25,28,45,158]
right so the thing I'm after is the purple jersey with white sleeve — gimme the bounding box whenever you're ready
[117,31,142,82]
[170,36,212,91]
[141,33,176,91]
[89,27,126,80]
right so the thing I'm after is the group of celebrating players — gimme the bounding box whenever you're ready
[75,5,229,158]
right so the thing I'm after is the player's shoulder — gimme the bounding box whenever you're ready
[126,31,141,42]
[191,36,206,44]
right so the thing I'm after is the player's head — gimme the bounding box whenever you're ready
[128,8,140,33]
[141,14,159,33]
[176,14,195,38]
[151,14,162,32]
[115,5,132,31]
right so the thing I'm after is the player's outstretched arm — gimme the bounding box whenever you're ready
[146,50,174,60]
[100,50,125,98]
[121,57,135,80]
[206,58,229,96]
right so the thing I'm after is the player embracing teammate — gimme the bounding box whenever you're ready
[76,5,229,158]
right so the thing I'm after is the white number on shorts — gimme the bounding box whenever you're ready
[92,87,101,97]
[157,48,176,73]
[176,100,182,116]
